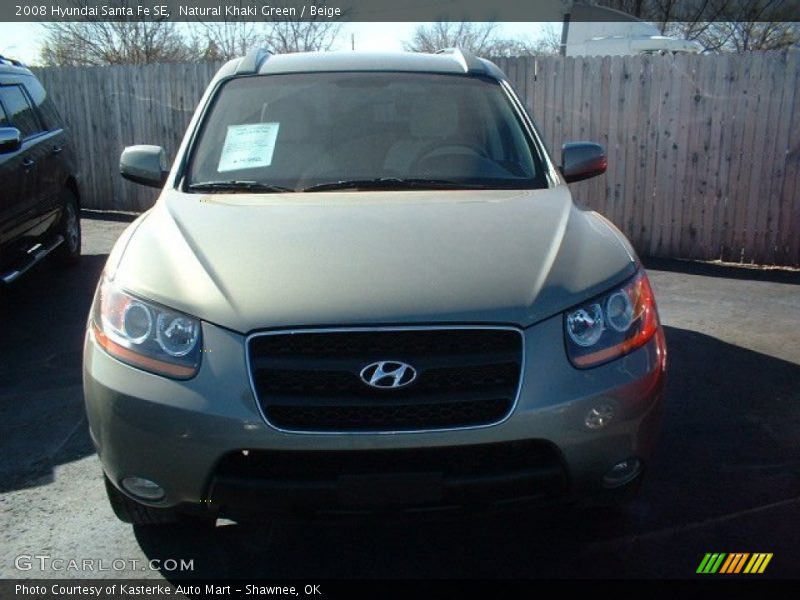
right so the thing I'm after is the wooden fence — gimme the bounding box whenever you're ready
[34,53,800,266]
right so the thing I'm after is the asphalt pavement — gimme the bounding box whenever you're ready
[1,214,798,580]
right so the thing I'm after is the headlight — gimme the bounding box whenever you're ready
[91,277,202,378]
[564,270,659,368]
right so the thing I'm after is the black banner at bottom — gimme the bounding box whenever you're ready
[0,579,783,600]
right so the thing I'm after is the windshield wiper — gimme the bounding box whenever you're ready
[188,180,294,193]
[302,178,490,192]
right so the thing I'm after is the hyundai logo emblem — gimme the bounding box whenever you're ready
[359,361,417,389]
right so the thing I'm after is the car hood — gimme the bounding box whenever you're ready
[111,188,636,333]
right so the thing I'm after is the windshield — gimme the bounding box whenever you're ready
[187,71,548,192]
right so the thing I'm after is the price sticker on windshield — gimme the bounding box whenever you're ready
[218,123,280,172]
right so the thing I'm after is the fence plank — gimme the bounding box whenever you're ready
[707,54,733,260]
[544,57,559,152]
[681,56,695,257]
[532,57,546,126]
[621,55,640,240]
[687,54,712,259]
[596,56,612,219]
[775,52,800,265]
[631,55,651,250]
[732,53,762,261]
[784,53,800,266]
[641,54,661,258]
[760,53,793,263]
[720,54,747,261]
[670,55,691,257]
[606,56,624,226]
[649,57,669,256]
[746,53,777,262]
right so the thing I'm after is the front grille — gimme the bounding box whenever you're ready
[248,328,523,432]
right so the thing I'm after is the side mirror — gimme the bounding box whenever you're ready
[0,127,22,154]
[561,142,607,183]
[120,145,169,188]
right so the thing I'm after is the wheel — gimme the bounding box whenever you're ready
[52,190,81,267]
[104,474,216,528]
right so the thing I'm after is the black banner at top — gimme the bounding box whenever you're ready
[3,0,800,22]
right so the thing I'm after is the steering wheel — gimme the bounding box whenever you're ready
[410,141,489,172]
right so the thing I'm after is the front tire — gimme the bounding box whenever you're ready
[52,190,81,267]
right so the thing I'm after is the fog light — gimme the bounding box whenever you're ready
[121,477,165,500]
[603,458,642,488]
[585,402,616,430]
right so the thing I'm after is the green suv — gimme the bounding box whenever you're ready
[84,49,666,526]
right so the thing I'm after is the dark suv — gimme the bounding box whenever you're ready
[0,55,80,283]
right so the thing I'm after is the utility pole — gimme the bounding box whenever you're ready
[351,33,355,51]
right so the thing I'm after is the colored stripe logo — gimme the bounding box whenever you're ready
[697,553,773,574]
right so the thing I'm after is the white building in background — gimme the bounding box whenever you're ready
[562,3,702,56]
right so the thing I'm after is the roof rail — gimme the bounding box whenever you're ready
[435,47,485,74]
[235,48,271,75]
[0,54,26,67]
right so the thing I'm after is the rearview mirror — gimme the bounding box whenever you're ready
[561,142,607,183]
[0,127,22,154]
[120,145,169,188]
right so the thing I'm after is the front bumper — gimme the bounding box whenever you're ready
[83,314,666,514]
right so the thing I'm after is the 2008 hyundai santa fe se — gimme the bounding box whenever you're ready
[83,49,667,526]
